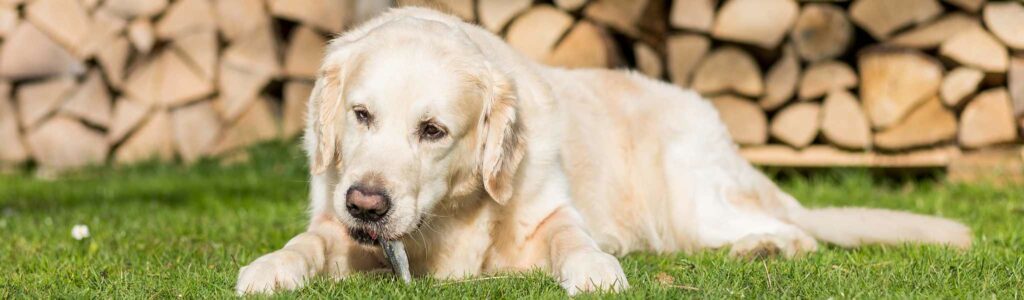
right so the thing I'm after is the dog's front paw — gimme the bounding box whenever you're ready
[236,250,313,295]
[557,250,629,295]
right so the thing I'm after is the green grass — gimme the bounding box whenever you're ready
[1,141,1022,298]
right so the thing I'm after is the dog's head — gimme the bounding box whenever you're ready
[308,15,524,243]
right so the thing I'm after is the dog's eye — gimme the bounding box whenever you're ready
[353,107,372,125]
[419,122,447,141]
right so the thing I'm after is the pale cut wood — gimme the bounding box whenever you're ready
[16,76,75,128]
[554,0,587,11]
[798,60,857,100]
[115,110,174,164]
[982,1,1024,50]
[79,9,128,60]
[582,0,650,37]
[155,0,216,39]
[710,95,767,145]
[759,45,800,111]
[859,48,944,129]
[770,102,820,148]
[666,34,710,88]
[790,3,851,62]
[211,98,280,155]
[960,88,1018,148]
[107,98,152,143]
[214,0,270,42]
[172,30,218,80]
[1010,56,1024,117]
[102,0,167,18]
[283,80,313,138]
[849,0,943,40]
[821,90,871,149]
[399,0,474,22]
[504,5,573,62]
[670,0,715,33]
[940,67,984,107]
[692,46,763,97]
[545,21,618,69]
[172,101,222,163]
[711,0,797,49]
[874,97,957,150]
[125,51,215,107]
[741,145,960,168]
[26,116,109,171]
[477,0,531,33]
[944,0,985,13]
[0,23,86,80]
[267,0,349,33]
[888,13,980,49]
[128,18,155,54]
[216,62,273,121]
[0,5,17,38]
[97,36,130,89]
[285,26,327,79]
[633,43,663,79]
[948,147,1024,184]
[939,27,1008,73]
[62,70,112,127]
[25,0,92,56]
[222,22,281,77]
[0,83,28,164]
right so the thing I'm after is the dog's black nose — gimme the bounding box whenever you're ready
[345,185,391,222]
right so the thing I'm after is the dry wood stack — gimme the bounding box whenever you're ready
[1,0,1023,173]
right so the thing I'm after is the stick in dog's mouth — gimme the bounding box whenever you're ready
[378,237,412,283]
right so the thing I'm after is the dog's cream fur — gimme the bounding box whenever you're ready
[237,8,972,295]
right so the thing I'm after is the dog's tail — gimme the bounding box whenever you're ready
[785,205,972,249]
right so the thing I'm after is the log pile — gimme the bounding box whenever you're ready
[1,0,1023,173]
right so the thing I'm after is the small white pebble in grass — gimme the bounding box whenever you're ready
[71,224,90,240]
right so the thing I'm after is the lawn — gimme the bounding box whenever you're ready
[1,141,1022,298]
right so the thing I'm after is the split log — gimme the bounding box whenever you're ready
[16,76,75,128]
[102,0,167,18]
[798,60,857,100]
[26,116,109,171]
[267,0,349,33]
[859,48,943,129]
[790,3,851,62]
[692,46,763,97]
[554,0,587,11]
[172,101,222,163]
[221,23,281,77]
[874,97,957,150]
[128,18,155,54]
[107,98,152,143]
[210,98,280,155]
[944,0,985,13]
[888,13,980,49]
[710,0,798,49]
[505,5,573,62]
[155,0,217,39]
[759,45,799,111]
[400,0,475,22]
[96,36,130,89]
[477,0,531,33]
[960,88,1018,148]
[740,145,959,168]
[80,9,128,60]
[115,110,174,164]
[62,70,112,128]
[666,34,710,88]
[948,147,1024,184]
[670,0,715,33]
[1010,56,1024,117]
[213,0,270,42]
[821,90,871,149]
[0,23,85,80]
[582,0,650,38]
[124,50,214,107]
[770,102,820,148]
[633,43,663,79]
[216,61,273,121]
[940,67,984,107]
[982,1,1024,50]
[939,27,1008,73]
[171,30,218,81]
[0,83,28,164]
[545,21,619,69]
[709,95,767,145]
[283,80,313,138]
[849,0,943,40]
[25,0,92,56]
[284,26,327,79]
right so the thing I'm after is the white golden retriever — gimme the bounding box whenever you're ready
[236,7,971,295]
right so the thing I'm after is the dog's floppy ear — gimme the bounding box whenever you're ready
[478,69,526,205]
[310,64,346,174]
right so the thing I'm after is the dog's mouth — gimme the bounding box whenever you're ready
[347,218,426,246]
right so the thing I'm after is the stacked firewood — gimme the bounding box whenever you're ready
[1,0,1022,173]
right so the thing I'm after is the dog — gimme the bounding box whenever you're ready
[236,7,972,295]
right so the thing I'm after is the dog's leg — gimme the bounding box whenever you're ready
[236,174,381,295]
[540,207,629,295]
